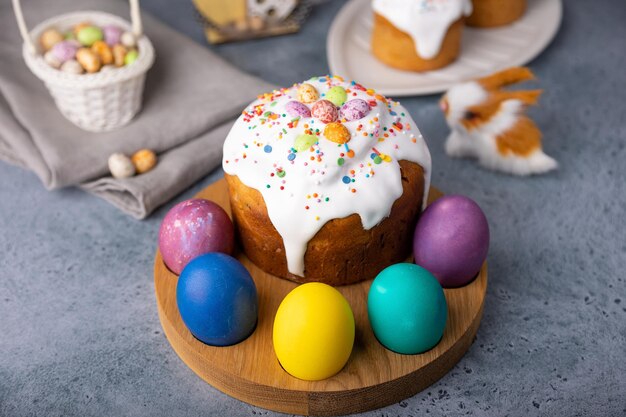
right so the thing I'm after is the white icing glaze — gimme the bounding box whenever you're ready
[372,0,472,59]
[223,76,431,277]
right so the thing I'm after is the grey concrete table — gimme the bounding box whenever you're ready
[1,0,625,416]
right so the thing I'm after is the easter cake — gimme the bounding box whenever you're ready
[371,0,473,71]
[222,76,431,285]
[466,0,526,28]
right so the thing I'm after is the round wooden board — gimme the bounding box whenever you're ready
[154,179,488,416]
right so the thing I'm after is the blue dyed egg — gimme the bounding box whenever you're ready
[176,253,258,346]
[367,263,447,354]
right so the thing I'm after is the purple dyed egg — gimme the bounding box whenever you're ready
[103,25,123,46]
[413,195,489,288]
[340,99,371,121]
[51,41,78,63]
[285,100,311,118]
[159,199,234,275]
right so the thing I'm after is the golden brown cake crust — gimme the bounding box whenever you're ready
[371,13,464,72]
[466,0,526,27]
[226,160,425,286]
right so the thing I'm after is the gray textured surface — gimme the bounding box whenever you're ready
[1,0,625,416]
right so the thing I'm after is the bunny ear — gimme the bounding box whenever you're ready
[499,89,543,106]
[477,67,535,90]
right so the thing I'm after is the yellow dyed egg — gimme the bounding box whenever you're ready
[273,283,355,381]
[297,83,319,103]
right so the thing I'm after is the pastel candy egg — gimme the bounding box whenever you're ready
[297,83,319,103]
[323,122,351,144]
[159,198,235,275]
[294,134,318,152]
[76,48,101,73]
[121,31,137,49]
[124,50,139,66]
[102,25,123,46]
[285,100,311,118]
[108,153,136,179]
[273,283,355,380]
[177,253,257,346]
[325,86,347,107]
[311,99,338,124]
[60,59,84,74]
[50,41,78,63]
[77,26,104,47]
[112,44,127,67]
[341,99,371,121]
[368,263,447,354]
[73,22,92,35]
[91,41,113,65]
[413,195,489,288]
[43,51,62,69]
[131,149,157,174]
[39,28,64,51]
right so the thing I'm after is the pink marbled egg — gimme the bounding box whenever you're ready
[159,199,234,275]
[311,99,338,124]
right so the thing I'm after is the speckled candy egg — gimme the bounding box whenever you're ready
[273,283,355,380]
[120,31,137,49]
[102,25,123,46]
[297,83,319,103]
[325,86,347,107]
[285,100,311,118]
[50,41,78,63]
[311,99,338,124]
[368,263,447,354]
[341,99,371,121]
[177,253,258,346]
[130,149,157,174]
[324,122,351,144]
[159,199,234,275]
[108,152,135,179]
[413,195,489,288]
[39,28,64,51]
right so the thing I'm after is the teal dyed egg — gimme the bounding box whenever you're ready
[367,263,447,354]
[77,26,104,46]
[325,86,347,107]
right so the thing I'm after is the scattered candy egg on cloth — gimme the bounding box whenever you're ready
[159,198,234,275]
[413,195,489,288]
[273,283,355,381]
[130,149,157,174]
[368,263,447,354]
[108,153,135,179]
[176,253,258,346]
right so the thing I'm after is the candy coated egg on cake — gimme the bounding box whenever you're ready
[273,283,355,380]
[325,86,347,107]
[413,195,489,288]
[368,263,447,354]
[159,199,234,275]
[176,253,258,346]
[311,99,339,124]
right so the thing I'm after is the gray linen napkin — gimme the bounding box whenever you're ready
[0,0,275,218]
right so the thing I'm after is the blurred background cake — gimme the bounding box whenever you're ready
[223,76,431,285]
[371,0,473,71]
[466,0,526,27]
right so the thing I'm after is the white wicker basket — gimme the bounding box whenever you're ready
[12,0,155,132]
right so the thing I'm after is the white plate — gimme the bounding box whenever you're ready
[327,0,562,96]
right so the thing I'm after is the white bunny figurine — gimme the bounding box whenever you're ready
[440,67,558,175]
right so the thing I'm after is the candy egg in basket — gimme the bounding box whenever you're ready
[12,0,155,132]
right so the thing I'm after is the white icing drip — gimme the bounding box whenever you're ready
[372,0,472,59]
[223,77,431,277]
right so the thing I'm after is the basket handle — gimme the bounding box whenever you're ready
[12,0,144,55]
